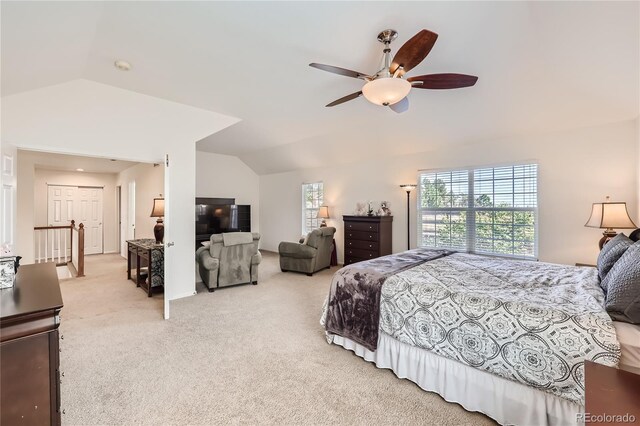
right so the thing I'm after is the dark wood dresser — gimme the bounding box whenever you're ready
[343,215,393,265]
[585,361,640,425]
[1,262,63,426]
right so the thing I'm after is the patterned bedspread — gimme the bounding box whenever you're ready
[379,253,620,404]
[324,249,452,351]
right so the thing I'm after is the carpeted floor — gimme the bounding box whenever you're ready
[59,252,495,425]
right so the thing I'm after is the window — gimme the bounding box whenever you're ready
[418,164,538,259]
[302,182,324,234]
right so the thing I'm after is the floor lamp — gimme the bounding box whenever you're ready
[399,184,417,250]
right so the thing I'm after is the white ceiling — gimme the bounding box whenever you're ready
[2,1,638,174]
[20,149,140,174]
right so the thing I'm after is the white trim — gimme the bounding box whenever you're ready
[2,154,14,177]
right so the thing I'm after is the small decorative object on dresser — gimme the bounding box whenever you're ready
[343,215,392,265]
[378,201,391,216]
[585,196,637,249]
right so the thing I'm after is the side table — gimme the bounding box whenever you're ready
[127,239,164,297]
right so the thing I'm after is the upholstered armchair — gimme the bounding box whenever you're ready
[278,227,336,276]
[196,232,261,292]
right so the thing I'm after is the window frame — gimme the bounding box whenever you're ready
[417,163,539,260]
[301,181,324,235]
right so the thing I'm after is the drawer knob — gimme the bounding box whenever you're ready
[369,226,372,229]
[369,245,372,248]
[369,254,373,257]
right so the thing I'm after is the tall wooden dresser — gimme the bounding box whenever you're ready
[0,262,63,425]
[343,215,393,265]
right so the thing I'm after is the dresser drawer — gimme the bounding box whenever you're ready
[344,256,368,266]
[345,240,379,251]
[345,230,379,242]
[345,248,377,260]
[345,222,379,233]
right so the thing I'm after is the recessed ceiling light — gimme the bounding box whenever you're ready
[76,168,84,172]
[114,60,132,71]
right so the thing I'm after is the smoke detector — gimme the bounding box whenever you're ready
[114,60,132,71]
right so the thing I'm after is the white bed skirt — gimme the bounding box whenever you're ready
[332,332,583,426]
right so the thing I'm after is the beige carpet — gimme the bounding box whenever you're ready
[59,252,495,425]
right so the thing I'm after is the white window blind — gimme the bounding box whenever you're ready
[302,182,324,234]
[418,164,538,259]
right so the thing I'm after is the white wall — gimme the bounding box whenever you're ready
[195,151,260,233]
[260,119,639,266]
[33,168,118,253]
[116,162,165,256]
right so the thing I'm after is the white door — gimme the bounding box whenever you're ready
[47,185,77,259]
[127,180,136,241]
[78,187,104,255]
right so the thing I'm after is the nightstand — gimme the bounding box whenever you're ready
[584,361,640,425]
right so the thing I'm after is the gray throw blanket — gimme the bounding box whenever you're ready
[325,249,452,351]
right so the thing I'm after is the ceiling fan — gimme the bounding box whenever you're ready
[309,29,478,113]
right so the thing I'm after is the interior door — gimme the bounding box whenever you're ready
[78,187,103,255]
[47,185,76,259]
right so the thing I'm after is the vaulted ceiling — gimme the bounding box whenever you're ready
[2,1,638,174]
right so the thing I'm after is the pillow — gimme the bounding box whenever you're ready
[597,233,632,284]
[601,241,640,324]
[201,241,211,248]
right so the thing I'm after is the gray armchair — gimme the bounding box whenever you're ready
[196,232,261,292]
[278,227,336,276]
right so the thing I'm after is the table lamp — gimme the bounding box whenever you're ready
[150,197,165,243]
[317,206,330,227]
[585,196,637,249]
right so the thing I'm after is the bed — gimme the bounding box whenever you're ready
[321,248,640,425]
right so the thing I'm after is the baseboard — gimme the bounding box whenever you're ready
[169,291,197,301]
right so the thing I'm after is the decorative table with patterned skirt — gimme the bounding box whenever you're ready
[127,239,164,297]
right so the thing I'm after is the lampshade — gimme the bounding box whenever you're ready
[585,201,636,229]
[317,206,330,219]
[150,198,165,218]
[400,184,417,192]
[362,78,411,106]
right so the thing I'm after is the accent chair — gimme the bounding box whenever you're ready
[278,227,336,276]
[196,232,261,292]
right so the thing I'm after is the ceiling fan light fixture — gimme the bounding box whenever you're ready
[362,77,411,106]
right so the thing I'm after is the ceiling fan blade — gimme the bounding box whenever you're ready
[309,63,370,80]
[408,73,478,89]
[390,29,438,75]
[389,97,409,113]
[326,91,363,107]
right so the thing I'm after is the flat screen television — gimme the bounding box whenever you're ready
[195,198,251,248]
[196,204,239,236]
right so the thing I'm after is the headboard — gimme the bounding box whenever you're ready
[629,229,640,242]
